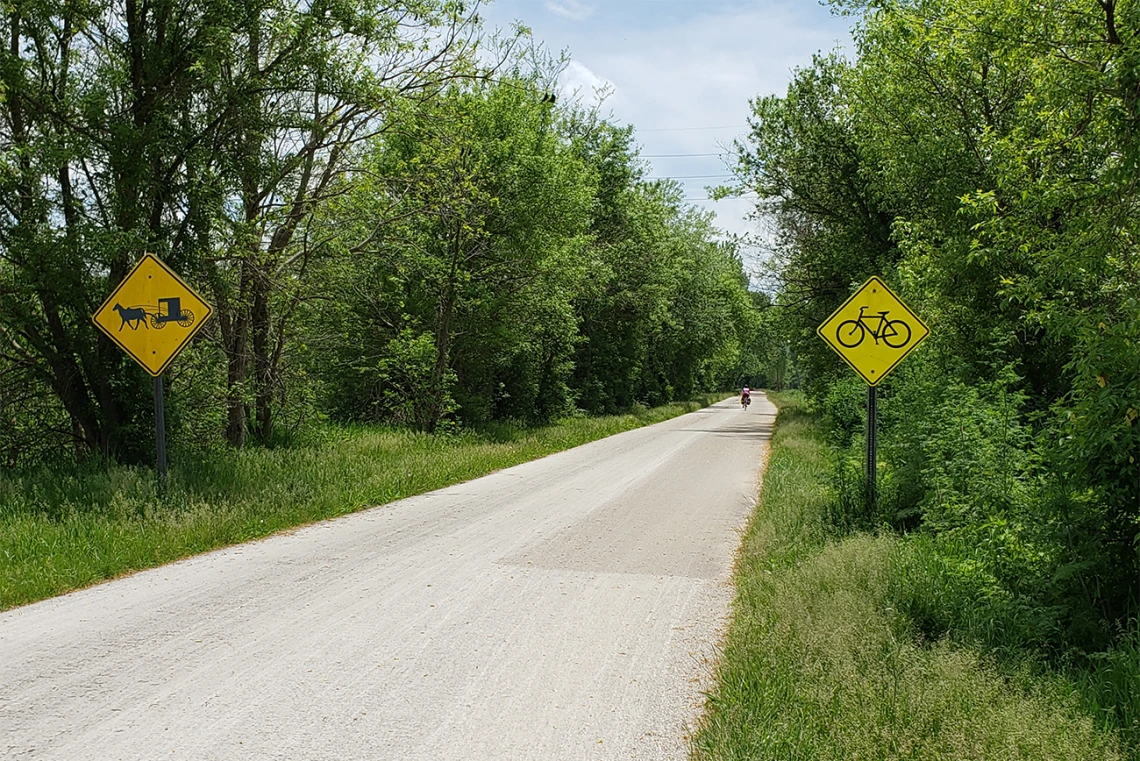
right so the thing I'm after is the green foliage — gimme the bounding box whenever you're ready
[307,76,594,430]
[0,0,488,453]
[1,7,768,458]
[882,359,1031,532]
[729,0,1140,742]
[0,355,73,467]
[1077,631,1140,750]
[301,76,763,431]
[730,53,900,400]
[820,375,866,448]
[694,394,1126,761]
[888,532,1064,656]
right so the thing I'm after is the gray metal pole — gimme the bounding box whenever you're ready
[866,384,877,514]
[154,374,168,485]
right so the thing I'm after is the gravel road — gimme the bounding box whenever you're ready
[1,394,776,761]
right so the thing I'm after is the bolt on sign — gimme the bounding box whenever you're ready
[92,253,214,376]
[817,276,930,386]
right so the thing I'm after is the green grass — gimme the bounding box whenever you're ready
[692,392,1126,761]
[1075,632,1140,750]
[0,395,727,611]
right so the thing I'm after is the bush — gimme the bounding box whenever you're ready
[887,532,1064,656]
[820,375,867,448]
[1075,630,1140,751]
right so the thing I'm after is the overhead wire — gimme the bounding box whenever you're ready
[684,194,758,202]
[641,152,729,158]
[647,174,733,180]
[632,123,751,206]
[639,124,747,132]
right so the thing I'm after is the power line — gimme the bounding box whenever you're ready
[639,124,747,132]
[647,174,733,180]
[641,152,729,158]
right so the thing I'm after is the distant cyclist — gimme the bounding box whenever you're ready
[741,386,751,409]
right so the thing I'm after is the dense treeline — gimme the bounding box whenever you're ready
[0,0,764,466]
[734,0,1139,739]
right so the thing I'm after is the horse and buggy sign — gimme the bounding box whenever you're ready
[111,298,196,332]
[92,253,212,376]
[92,253,214,481]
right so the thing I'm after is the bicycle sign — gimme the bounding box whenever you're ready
[92,253,214,376]
[817,276,929,386]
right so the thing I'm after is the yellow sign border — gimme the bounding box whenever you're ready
[91,253,213,376]
[817,276,929,386]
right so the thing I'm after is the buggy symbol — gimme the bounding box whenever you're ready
[112,298,195,331]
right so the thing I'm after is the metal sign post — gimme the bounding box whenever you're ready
[154,375,168,484]
[866,385,877,512]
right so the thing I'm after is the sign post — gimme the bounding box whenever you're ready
[866,384,877,509]
[817,276,930,512]
[154,375,168,480]
[92,253,213,484]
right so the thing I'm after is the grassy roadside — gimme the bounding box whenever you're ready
[0,394,727,611]
[691,392,1125,761]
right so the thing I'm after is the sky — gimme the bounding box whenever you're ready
[478,0,856,246]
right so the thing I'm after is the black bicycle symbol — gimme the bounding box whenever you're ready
[836,306,911,349]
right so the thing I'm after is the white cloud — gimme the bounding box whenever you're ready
[597,7,845,131]
[544,0,593,21]
[480,1,854,240]
[576,5,852,238]
[558,60,614,103]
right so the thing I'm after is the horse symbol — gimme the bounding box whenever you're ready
[112,303,148,331]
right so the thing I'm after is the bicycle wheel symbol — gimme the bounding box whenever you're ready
[837,320,865,348]
[883,320,910,348]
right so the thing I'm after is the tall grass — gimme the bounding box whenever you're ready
[1077,632,1140,748]
[692,392,1126,760]
[0,396,724,610]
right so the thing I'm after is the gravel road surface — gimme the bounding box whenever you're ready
[2,395,776,760]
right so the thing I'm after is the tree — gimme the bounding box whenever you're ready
[564,122,760,409]
[196,0,486,446]
[0,0,489,457]
[312,76,594,430]
[734,0,1140,639]
[1,0,231,459]
[727,54,899,399]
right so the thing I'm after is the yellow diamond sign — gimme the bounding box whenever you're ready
[817,276,929,386]
[92,253,213,376]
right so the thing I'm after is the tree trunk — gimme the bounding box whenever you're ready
[225,258,254,448]
[427,293,454,433]
[425,222,462,433]
[221,12,264,449]
[225,352,249,447]
[252,266,273,443]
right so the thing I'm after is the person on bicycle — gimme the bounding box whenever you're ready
[741,386,751,408]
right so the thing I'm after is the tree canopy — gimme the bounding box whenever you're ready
[0,3,764,463]
[732,0,1139,651]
